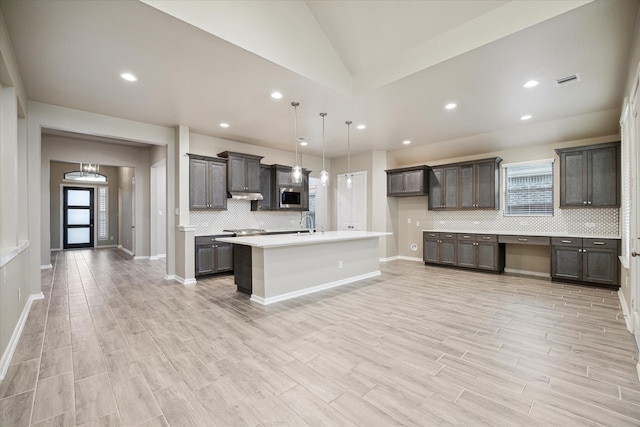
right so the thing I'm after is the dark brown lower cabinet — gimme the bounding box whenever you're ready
[551,237,619,287]
[195,236,233,277]
[424,232,503,272]
[424,232,457,266]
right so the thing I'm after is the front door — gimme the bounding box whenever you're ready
[63,187,94,249]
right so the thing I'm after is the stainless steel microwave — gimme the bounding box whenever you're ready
[280,187,302,208]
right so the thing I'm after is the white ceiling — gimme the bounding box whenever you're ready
[0,0,637,163]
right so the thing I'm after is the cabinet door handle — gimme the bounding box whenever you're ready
[517,238,528,242]
[481,236,491,240]
[592,241,605,245]
[588,201,592,205]
[632,251,639,257]
[561,240,572,243]
[583,201,587,205]
[463,235,471,239]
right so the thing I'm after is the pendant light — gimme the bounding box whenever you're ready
[319,112,328,186]
[291,101,302,184]
[345,120,352,189]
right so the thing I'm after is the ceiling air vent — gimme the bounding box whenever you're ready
[554,73,581,87]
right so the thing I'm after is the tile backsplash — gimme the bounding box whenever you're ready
[190,199,308,235]
[431,208,619,237]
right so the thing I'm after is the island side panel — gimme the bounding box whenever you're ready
[258,237,380,303]
[251,247,266,301]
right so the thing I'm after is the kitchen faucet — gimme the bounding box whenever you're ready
[299,213,315,231]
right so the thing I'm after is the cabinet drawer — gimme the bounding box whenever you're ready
[582,239,618,250]
[550,237,582,247]
[195,235,231,246]
[424,232,438,239]
[457,233,476,241]
[499,235,550,245]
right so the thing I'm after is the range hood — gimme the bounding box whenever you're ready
[228,191,263,201]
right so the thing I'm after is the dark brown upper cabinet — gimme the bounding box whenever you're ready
[385,165,429,197]
[428,157,501,210]
[188,155,227,210]
[217,151,263,194]
[555,142,620,208]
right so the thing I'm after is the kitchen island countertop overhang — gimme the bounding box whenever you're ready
[216,231,392,305]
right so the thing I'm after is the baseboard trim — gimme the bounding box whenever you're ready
[618,289,633,333]
[164,274,176,281]
[175,275,197,286]
[250,270,381,305]
[119,247,134,256]
[40,264,53,270]
[380,256,423,263]
[133,255,149,260]
[0,292,44,380]
[504,268,550,278]
[398,256,423,262]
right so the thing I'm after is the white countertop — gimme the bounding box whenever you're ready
[422,230,620,239]
[216,230,391,248]
[195,228,312,237]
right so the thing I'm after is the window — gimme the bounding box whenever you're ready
[503,160,554,216]
[98,186,108,240]
[620,98,631,261]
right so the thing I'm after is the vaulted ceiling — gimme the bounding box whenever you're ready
[1,0,637,163]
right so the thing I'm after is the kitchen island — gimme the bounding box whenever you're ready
[216,231,391,305]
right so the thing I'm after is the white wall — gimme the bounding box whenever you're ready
[0,7,33,379]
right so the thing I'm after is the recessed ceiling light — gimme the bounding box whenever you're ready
[357,124,366,130]
[219,122,229,128]
[445,103,457,110]
[120,72,137,82]
[520,115,532,121]
[523,80,539,88]
[403,140,411,145]
[271,92,283,99]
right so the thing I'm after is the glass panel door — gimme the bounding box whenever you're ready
[63,187,94,249]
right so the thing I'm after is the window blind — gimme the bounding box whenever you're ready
[504,161,554,216]
[98,186,108,240]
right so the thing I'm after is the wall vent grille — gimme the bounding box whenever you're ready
[555,73,581,87]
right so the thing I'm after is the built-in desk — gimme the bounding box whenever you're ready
[423,230,620,288]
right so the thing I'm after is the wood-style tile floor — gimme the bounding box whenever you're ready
[1,249,639,426]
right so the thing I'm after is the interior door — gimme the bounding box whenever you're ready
[337,171,367,231]
[63,187,94,249]
[631,82,640,341]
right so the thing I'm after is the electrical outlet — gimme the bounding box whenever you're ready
[338,261,343,268]
[520,221,528,226]
[407,218,411,224]
[110,236,113,240]
[416,221,420,226]
[584,222,595,228]
[439,220,445,225]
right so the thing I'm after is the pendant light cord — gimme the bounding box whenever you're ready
[292,102,299,166]
[346,120,352,175]
[320,113,327,171]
